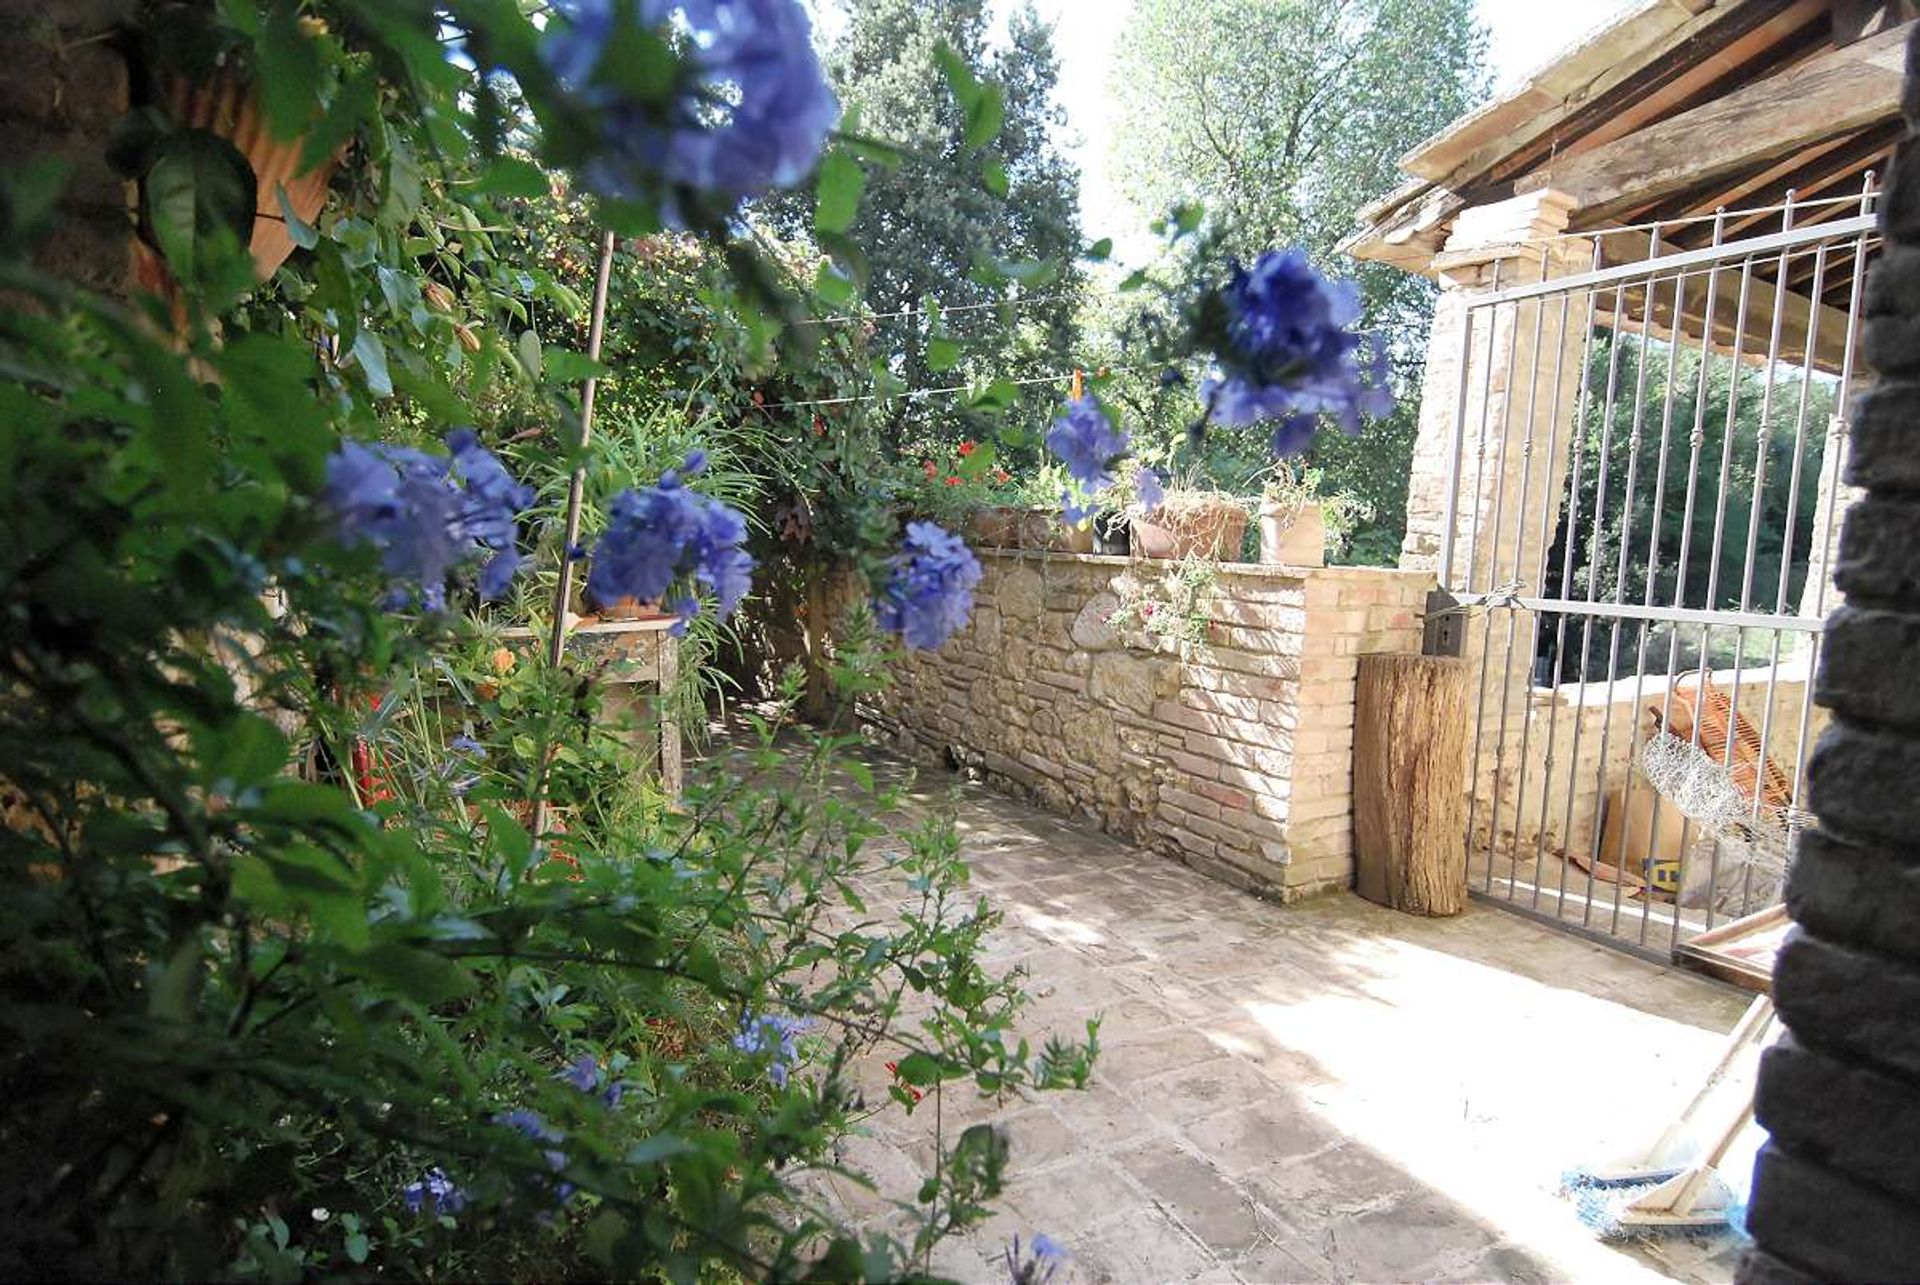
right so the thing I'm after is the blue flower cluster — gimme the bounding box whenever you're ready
[1004,1232,1069,1285]
[586,453,755,634]
[498,1108,577,1205]
[732,1012,810,1089]
[1201,249,1393,447]
[324,430,533,612]
[401,1166,467,1216]
[873,522,983,652]
[544,0,840,226]
[1045,396,1130,494]
[559,1051,627,1108]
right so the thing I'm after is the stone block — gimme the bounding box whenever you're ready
[1863,308,1920,379]
[1818,607,1920,729]
[1155,822,1217,861]
[1835,496,1920,601]
[1158,787,1221,823]
[1754,1035,1920,1205]
[1846,384,1920,496]
[1069,592,1122,649]
[1164,749,1221,782]
[1183,731,1289,778]
[997,564,1046,620]
[1773,929,1920,1081]
[1786,828,1920,965]
[1088,653,1165,714]
[1746,1140,1920,1282]
[1806,720,1920,846]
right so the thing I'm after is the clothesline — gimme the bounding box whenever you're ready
[758,361,1166,411]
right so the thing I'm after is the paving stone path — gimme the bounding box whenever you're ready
[713,736,1755,1284]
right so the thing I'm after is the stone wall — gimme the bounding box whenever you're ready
[865,551,1431,900]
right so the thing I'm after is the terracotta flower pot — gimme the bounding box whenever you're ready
[1051,521,1096,555]
[1258,500,1327,567]
[1015,507,1057,550]
[968,505,1022,549]
[593,595,674,622]
[1134,498,1248,561]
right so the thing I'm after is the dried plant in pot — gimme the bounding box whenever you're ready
[1256,463,1372,567]
[1133,489,1250,561]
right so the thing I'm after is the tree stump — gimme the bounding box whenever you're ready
[1354,654,1469,916]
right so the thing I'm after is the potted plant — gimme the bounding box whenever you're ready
[1256,463,1372,567]
[1092,510,1131,556]
[1133,487,1250,561]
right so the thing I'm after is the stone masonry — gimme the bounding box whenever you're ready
[1739,25,1920,1283]
[865,551,1431,900]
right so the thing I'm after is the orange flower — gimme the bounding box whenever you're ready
[958,440,976,457]
[490,647,516,675]
[993,468,1010,484]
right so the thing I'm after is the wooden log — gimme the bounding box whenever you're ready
[1353,654,1470,916]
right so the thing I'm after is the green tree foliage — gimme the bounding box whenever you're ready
[1540,336,1836,683]
[1106,0,1488,561]
[814,0,1086,445]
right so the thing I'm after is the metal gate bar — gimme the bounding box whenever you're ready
[1439,181,1880,957]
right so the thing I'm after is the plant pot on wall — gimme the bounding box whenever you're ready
[968,505,1022,549]
[1092,511,1130,556]
[1259,500,1327,567]
[1051,521,1096,555]
[1133,496,1248,561]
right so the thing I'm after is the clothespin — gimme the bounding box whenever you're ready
[1070,368,1084,400]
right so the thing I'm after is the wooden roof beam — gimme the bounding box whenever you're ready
[1517,22,1909,223]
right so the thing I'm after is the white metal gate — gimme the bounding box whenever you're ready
[1437,185,1879,960]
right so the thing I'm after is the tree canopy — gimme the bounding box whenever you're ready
[1106,0,1489,561]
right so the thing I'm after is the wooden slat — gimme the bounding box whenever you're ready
[1518,23,1909,222]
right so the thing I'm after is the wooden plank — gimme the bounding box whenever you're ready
[1354,655,1470,917]
[1517,23,1909,221]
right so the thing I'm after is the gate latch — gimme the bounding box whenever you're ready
[1423,588,1464,658]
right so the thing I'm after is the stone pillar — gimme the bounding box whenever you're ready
[1738,27,1920,1283]
[1399,190,1595,866]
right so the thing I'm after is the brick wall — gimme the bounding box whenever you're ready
[865,551,1431,900]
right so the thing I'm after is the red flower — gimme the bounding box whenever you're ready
[993,468,1010,484]
[945,476,962,487]
[958,440,976,457]
[923,461,937,478]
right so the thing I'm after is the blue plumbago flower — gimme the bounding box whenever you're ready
[559,1052,628,1108]
[1269,411,1321,459]
[442,734,487,797]
[586,454,756,634]
[497,1109,576,1204]
[1133,466,1165,512]
[544,0,840,227]
[732,1012,811,1089]
[1045,396,1130,493]
[1200,249,1393,439]
[401,1166,467,1216]
[324,430,533,611]
[873,521,983,652]
[1004,1232,1069,1284]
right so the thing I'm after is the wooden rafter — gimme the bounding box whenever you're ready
[1516,22,1908,223]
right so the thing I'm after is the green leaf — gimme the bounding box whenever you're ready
[543,349,611,384]
[812,261,855,309]
[474,157,551,199]
[516,330,544,381]
[1086,237,1113,261]
[353,944,476,1006]
[198,712,289,789]
[258,5,321,141]
[350,330,393,398]
[275,183,317,250]
[380,132,424,226]
[926,336,962,373]
[968,378,1021,412]
[892,1052,943,1086]
[300,66,376,173]
[144,130,256,282]
[813,151,864,236]
[964,84,1006,151]
[1119,268,1152,292]
[981,156,1008,199]
[1173,201,1205,235]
